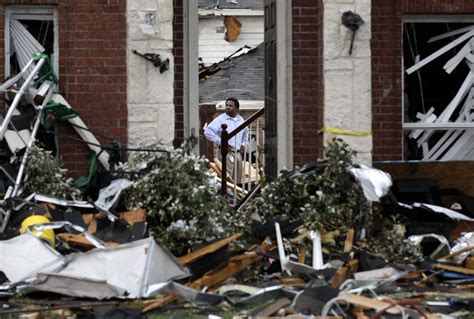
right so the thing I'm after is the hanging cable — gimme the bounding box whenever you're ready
[45,129,170,153]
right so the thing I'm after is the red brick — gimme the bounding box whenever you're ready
[0,1,127,175]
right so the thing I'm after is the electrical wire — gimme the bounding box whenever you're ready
[66,121,116,142]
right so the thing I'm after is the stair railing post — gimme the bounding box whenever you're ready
[220,124,229,195]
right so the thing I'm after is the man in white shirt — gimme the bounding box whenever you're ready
[204,97,248,183]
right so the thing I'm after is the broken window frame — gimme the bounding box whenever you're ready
[402,15,474,161]
[4,5,59,78]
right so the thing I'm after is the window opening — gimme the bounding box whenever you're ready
[4,6,58,156]
[403,19,474,161]
[5,6,58,78]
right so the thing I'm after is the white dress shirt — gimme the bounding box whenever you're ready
[204,112,248,150]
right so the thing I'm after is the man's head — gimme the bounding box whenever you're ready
[225,97,240,117]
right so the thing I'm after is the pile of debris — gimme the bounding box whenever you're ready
[0,130,473,317]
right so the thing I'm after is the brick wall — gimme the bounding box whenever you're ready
[292,0,324,165]
[372,0,474,161]
[173,0,184,147]
[0,0,127,176]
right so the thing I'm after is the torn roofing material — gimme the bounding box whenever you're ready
[33,237,190,299]
[199,43,264,103]
[1,234,190,299]
[0,234,64,284]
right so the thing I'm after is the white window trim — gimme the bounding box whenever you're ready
[403,16,474,131]
[5,5,59,77]
[404,15,474,23]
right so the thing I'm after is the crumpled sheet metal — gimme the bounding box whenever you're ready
[33,237,190,299]
[408,234,450,247]
[399,202,474,221]
[33,193,94,209]
[450,232,474,264]
[1,234,190,299]
[0,234,65,284]
[408,233,450,259]
[34,273,128,300]
[349,165,392,202]
[30,221,105,248]
[33,193,118,221]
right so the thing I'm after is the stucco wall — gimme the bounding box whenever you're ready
[127,0,174,146]
[323,0,372,164]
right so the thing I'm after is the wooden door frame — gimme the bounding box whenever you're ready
[183,1,200,152]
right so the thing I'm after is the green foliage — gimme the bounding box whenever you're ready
[368,217,423,264]
[19,145,82,199]
[244,139,370,251]
[122,148,247,256]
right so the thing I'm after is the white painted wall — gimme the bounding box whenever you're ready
[323,0,372,164]
[127,0,174,146]
[199,15,264,65]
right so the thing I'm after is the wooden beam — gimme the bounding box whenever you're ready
[178,233,242,264]
[142,240,274,313]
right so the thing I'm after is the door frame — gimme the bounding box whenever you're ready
[275,0,293,170]
[183,1,199,152]
[183,0,293,170]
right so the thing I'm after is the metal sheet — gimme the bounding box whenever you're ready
[33,237,190,299]
[350,165,392,202]
[0,234,64,284]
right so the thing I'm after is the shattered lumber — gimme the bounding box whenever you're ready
[178,232,242,264]
[142,239,273,313]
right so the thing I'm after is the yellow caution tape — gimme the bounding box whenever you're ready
[318,127,372,137]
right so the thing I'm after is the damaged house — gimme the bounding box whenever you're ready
[0,0,474,316]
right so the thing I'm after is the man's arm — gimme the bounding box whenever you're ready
[204,119,222,145]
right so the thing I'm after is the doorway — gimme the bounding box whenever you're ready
[184,0,292,177]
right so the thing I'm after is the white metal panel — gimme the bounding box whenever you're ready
[199,16,264,65]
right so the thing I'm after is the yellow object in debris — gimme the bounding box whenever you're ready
[318,127,372,137]
[20,215,55,247]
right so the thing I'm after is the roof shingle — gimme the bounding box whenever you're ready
[199,43,264,102]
